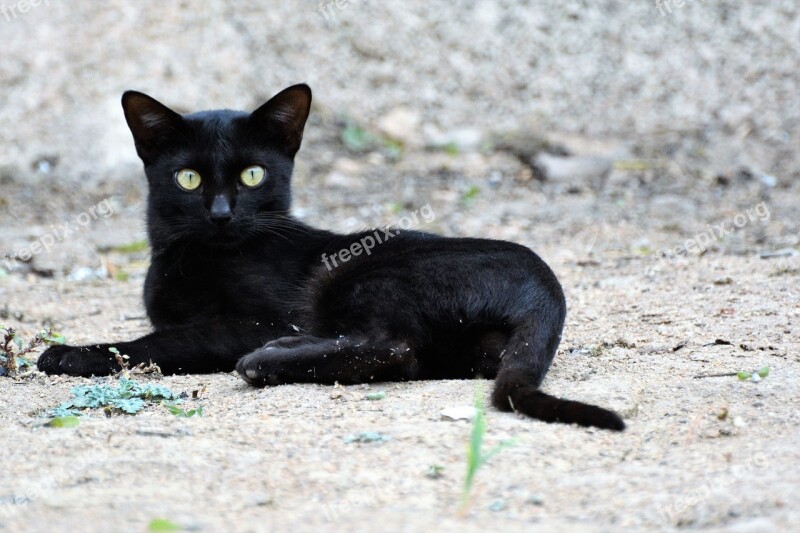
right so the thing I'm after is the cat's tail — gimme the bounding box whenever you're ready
[490,307,626,432]
[492,378,626,431]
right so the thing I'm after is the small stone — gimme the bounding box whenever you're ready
[535,153,613,189]
[68,265,107,281]
[733,416,747,428]
[343,431,390,444]
[757,173,777,188]
[488,499,506,512]
[377,107,420,145]
[324,171,365,189]
[526,494,545,506]
[426,464,444,479]
[424,127,484,151]
[332,157,363,175]
[247,493,273,507]
[440,406,477,421]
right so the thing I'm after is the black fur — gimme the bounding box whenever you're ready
[38,84,625,431]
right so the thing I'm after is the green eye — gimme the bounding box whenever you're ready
[240,165,266,188]
[175,169,201,191]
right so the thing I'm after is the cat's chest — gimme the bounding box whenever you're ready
[217,260,295,308]
[146,250,301,323]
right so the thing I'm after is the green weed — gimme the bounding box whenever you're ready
[47,416,80,428]
[164,402,203,418]
[461,387,516,510]
[341,120,374,152]
[147,518,181,532]
[48,376,179,417]
[365,391,386,401]
[738,367,770,381]
[461,185,481,203]
[103,240,149,254]
[341,118,404,159]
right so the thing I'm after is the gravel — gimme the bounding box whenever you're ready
[1,1,798,186]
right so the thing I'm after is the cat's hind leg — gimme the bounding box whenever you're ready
[236,335,416,387]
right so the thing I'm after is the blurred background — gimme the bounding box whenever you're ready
[0,0,798,279]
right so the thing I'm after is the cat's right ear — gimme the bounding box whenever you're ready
[121,91,185,164]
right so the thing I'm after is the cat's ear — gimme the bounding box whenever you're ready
[121,91,185,163]
[249,84,312,156]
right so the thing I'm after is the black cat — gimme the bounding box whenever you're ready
[38,84,625,431]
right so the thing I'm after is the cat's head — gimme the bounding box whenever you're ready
[121,84,312,249]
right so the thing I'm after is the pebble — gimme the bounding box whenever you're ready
[534,153,613,189]
[377,108,420,146]
[424,127,484,151]
[488,499,506,512]
[440,406,477,421]
[526,494,545,506]
[68,265,107,281]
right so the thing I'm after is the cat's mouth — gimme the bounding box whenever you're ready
[204,219,246,244]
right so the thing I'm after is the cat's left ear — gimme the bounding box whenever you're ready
[249,84,312,156]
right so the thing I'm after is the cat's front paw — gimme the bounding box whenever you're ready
[37,345,119,376]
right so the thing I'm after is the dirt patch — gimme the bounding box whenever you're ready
[2,194,798,530]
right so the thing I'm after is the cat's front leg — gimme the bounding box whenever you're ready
[37,343,120,376]
[236,335,416,386]
[38,319,287,377]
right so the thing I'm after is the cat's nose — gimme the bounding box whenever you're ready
[210,194,233,224]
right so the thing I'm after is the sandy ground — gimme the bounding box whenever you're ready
[2,1,800,532]
[1,175,799,531]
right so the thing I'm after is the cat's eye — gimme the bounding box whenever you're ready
[175,169,202,191]
[240,165,266,188]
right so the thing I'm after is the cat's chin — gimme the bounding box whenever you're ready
[204,232,251,248]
